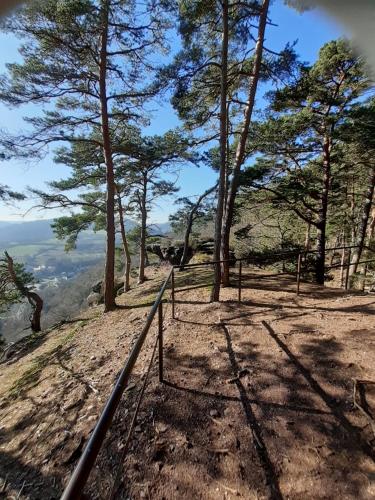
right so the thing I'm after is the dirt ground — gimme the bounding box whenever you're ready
[1,266,375,499]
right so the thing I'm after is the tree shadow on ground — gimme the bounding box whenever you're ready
[220,321,283,499]
[0,450,63,499]
[99,311,374,499]
[112,277,375,498]
[261,320,375,462]
[4,267,374,499]
[0,330,113,498]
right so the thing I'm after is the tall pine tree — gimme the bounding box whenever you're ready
[0,0,171,311]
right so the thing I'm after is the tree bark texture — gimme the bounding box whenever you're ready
[221,0,270,286]
[99,0,116,311]
[315,134,331,285]
[138,174,147,284]
[116,189,131,292]
[211,0,229,302]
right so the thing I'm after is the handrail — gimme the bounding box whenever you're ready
[296,257,375,275]
[176,257,238,268]
[176,245,375,270]
[61,267,173,500]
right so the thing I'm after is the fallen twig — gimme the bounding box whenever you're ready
[16,480,26,499]
[227,368,250,384]
[208,448,234,456]
[0,474,8,493]
[209,476,238,495]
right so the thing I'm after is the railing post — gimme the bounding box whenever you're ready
[238,260,242,303]
[340,247,345,288]
[158,302,163,383]
[171,267,175,319]
[296,253,302,295]
[361,264,368,292]
[345,248,352,290]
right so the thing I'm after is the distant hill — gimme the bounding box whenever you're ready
[0,219,132,247]
[0,221,21,229]
[149,222,171,235]
[0,220,56,246]
[0,218,171,247]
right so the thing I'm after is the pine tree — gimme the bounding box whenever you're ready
[119,131,192,283]
[167,0,296,298]
[221,0,270,286]
[258,39,370,283]
[0,0,171,311]
[169,184,217,270]
[0,252,43,332]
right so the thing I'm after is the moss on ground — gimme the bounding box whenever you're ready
[6,326,80,401]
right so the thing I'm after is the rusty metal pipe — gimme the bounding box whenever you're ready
[171,268,175,319]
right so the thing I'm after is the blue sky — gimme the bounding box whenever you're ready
[0,1,348,223]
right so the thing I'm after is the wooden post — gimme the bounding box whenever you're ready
[362,264,368,292]
[340,248,345,288]
[296,253,302,296]
[345,249,352,290]
[171,268,175,319]
[238,260,242,303]
[158,302,163,382]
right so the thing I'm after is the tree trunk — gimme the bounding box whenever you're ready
[99,0,116,312]
[315,135,331,285]
[349,165,375,276]
[116,190,131,292]
[316,221,326,285]
[4,251,43,333]
[28,291,43,333]
[328,234,339,267]
[368,207,375,241]
[211,0,229,302]
[221,0,270,287]
[138,175,147,284]
[180,215,194,272]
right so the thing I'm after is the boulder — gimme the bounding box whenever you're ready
[114,277,125,294]
[91,277,124,296]
[195,240,214,255]
[87,292,103,307]
[147,244,193,266]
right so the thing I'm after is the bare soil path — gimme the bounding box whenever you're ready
[116,270,375,500]
[1,267,375,499]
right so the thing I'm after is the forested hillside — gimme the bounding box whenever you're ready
[0,218,171,343]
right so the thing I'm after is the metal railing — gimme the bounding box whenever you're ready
[61,247,374,498]
[296,245,375,295]
[61,260,242,499]
[61,268,174,499]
